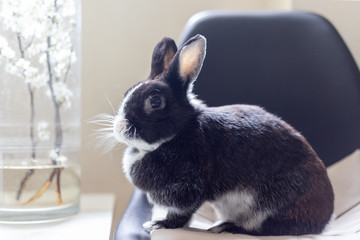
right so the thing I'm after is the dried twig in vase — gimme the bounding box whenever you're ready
[23,168,63,205]
[15,34,37,201]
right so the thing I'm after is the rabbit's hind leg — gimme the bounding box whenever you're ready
[207,222,249,234]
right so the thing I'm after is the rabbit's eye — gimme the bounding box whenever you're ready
[150,95,162,109]
[145,94,165,113]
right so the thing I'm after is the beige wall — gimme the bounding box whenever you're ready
[82,0,359,236]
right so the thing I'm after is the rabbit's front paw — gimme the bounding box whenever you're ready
[143,220,167,232]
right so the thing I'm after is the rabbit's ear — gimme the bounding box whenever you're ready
[168,35,206,88]
[150,37,177,79]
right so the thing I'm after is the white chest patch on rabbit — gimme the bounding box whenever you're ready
[122,147,146,183]
[122,137,172,183]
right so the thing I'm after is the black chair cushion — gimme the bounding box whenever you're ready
[179,11,360,166]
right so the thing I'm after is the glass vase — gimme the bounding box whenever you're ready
[0,0,81,222]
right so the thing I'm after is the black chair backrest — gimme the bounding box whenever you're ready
[178,11,360,167]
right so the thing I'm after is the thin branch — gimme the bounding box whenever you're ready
[28,83,36,159]
[56,168,63,204]
[23,34,36,52]
[23,168,57,205]
[16,169,34,200]
[46,36,63,152]
[16,33,25,58]
[16,33,37,201]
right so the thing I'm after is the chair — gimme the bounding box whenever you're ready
[114,11,360,240]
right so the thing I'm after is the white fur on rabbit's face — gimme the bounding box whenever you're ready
[113,81,173,152]
[113,82,142,145]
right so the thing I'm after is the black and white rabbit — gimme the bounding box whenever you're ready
[112,35,334,235]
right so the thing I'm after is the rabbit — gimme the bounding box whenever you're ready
[111,34,334,235]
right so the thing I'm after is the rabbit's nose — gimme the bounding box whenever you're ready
[113,116,127,141]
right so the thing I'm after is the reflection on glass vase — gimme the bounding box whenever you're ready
[0,0,81,222]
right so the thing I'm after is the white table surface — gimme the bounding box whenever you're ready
[0,193,115,240]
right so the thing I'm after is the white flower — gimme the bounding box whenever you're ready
[37,121,50,141]
[2,46,15,59]
[13,58,42,87]
[39,52,47,64]
[15,58,30,69]
[23,65,38,79]
[61,0,76,17]
[48,81,73,109]
[54,63,66,78]
[28,72,48,89]
[57,155,68,163]
[1,0,51,39]
[5,62,23,78]
[27,42,46,58]
[5,62,18,75]
[55,48,72,63]
[0,35,16,60]
[49,149,58,160]
[49,149,68,163]
[0,36,8,48]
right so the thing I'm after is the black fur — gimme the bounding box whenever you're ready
[150,37,177,79]
[117,35,334,235]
